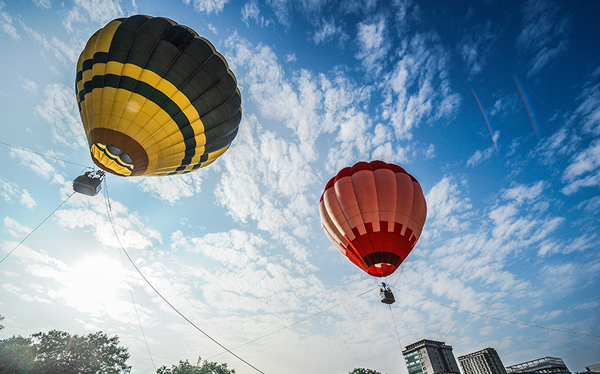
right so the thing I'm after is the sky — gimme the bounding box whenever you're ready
[0,0,599,373]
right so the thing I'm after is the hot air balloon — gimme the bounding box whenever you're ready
[319,161,427,280]
[75,15,241,177]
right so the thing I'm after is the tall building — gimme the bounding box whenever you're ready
[402,339,461,374]
[575,362,600,374]
[506,357,571,374]
[458,347,507,374]
[584,363,600,374]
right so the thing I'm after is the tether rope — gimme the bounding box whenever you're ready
[0,192,75,265]
[388,304,404,350]
[394,286,600,339]
[207,286,379,359]
[0,141,92,169]
[103,179,156,372]
[102,185,266,374]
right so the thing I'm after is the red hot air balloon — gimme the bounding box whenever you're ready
[319,161,427,278]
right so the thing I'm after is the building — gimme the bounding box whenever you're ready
[575,362,600,374]
[458,347,507,374]
[584,363,600,374]
[506,357,570,374]
[402,339,461,374]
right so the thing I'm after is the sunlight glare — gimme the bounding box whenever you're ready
[59,256,125,313]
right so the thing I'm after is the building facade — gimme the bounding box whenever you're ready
[584,363,600,374]
[458,347,507,374]
[506,357,571,374]
[402,339,461,374]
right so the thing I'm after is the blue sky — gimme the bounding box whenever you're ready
[1,0,599,373]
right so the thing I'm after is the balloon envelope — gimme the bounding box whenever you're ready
[319,161,427,277]
[76,15,241,177]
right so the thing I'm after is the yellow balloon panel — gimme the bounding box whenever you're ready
[76,15,241,176]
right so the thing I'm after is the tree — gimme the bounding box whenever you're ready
[0,336,35,374]
[156,358,235,374]
[348,369,385,374]
[0,329,129,374]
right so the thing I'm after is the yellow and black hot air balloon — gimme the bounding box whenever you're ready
[75,15,241,177]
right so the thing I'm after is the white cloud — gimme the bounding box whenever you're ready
[501,181,545,205]
[183,0,228,14]
[517,0,570,76]
[355,16,389,74]
[0,241,70,279]
[574,76,600,136]
[265,0,292,26]
[133,171,207,204]
[321,74,391,172]
[312,18,346,45]
[8,148,66,185]
[425,144,436,159]
[3,216,32,238]
[1,239,154,324]
[63,0,124,33]
[0,176,34,207]
[225,35,323,155]
[54,193,162,250]
[19,77,38,97]
[20,21,83,64]
[575,196,600,215]
[531,309,563,322]
[19,190,36,209]
[459,21,495,78]
[325,108,380,172]
[467,146,495,167]
[0,2,20,40]
[573,300,600,310]
[2,283,34,302]
[242,0,260,21]
[561,139,600,195]
[421,177,567,308]
[214,115,316,263]
[242,0,259,23]
[540,261,600,293]
[224,33,416,174]
[35,84,87,150]
[382,32,460,140]
[33,0,52,9]
[170,229,328,314]
[538,234,596,257]
[535,126,580,165]
[425,176,472,236]
[172,229,265,268]
[484,182,565,253]
[0,178,13,201]
[242,0,271,27]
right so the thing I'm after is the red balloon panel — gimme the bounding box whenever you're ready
[319,161,427,277]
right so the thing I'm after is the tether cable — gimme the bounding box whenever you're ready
[0,192,75,265]
[392,262,406,288]
[102,186,266,374]
[208,286,378,359]
[394,286,600,339]
[119,249,157,372]
[388,305,404,350]
[0,141,92,169]
[103,179,156,372]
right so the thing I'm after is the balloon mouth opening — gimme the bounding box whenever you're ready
[91,143,134,176]
[367,263,397,278]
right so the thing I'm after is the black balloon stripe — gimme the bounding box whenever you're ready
[76,15,241,176]
[77,73,197,166]
[95,145,135,172]
[77,72,238,174]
